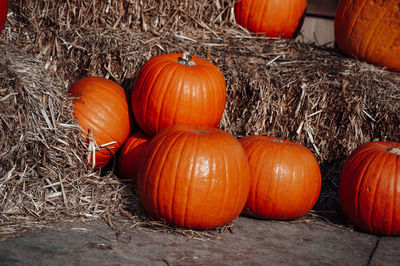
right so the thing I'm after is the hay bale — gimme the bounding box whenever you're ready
[0,44,134,235]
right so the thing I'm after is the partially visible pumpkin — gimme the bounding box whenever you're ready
[70,76,130,169]
[0,0,7,32]
[137,124,251,230]
[118,130,150,181]
[131,52,226,136]
[240,136,321,220]
[339,141,400,235]
[234,0,307,38]
[335,0,400,72]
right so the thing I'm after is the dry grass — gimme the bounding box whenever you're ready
[0,0,399,239]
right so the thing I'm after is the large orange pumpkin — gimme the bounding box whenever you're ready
[70,77,130,169]
[234,0,307,38]
[137,124,251,230]
[240,136,321,220]
[335,0,400,72]
[0,0,7,32]
[339,141,400,235]
[131,52,226,136]
[118,130,150,181]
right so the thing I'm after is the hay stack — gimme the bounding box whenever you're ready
[0,44,138,236]
[0,0,399,234]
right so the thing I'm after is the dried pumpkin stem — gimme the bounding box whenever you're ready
[178,51,196,66]
[387,147,400,155]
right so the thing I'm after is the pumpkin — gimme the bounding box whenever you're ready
[131,52,226,136]
[137,124,251,230]
[0,0,7,32]
[240,136,321,220]
[339,141,400,235]
[70,76,130,169]
[335,0,400,72]
[118,130,150,181]
[234,0,307,38]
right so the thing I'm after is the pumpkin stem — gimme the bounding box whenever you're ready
[178,52,196,66]
[387,147,400,155]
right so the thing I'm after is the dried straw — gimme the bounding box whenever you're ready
[0,0,399,237]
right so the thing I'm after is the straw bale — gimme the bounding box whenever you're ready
[0,0,399,235]
[0,44,137,236]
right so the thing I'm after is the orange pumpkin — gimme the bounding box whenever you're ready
[339,141,400,235]
[335,0,400,72]
[118,130,150,181]
[70,76,130,169]
[240,136,321,220]
[234,0,307,38]
[137,124,251,230]
[0,0,7,32]
[131,52,226,136]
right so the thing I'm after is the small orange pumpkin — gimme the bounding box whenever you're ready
[70,77,130,169]
[234,0,307,38]
[118,130,150,181]
[0,0,7,32]
[335,0,400,72]
[339,141,400,235]
[137,124,251,230]
[131,52,226,136]
[240,136,321,220]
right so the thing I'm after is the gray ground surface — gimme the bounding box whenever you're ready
[0,215,398,266]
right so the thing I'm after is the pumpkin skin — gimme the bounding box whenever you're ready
[335,0,400,72]
[131,53,226,136]
[137,124,251,230]
[234,0,307,38]
[240,136,321,220]
[0,0,7,32]
[118,130,150,181]
[339,141,400,236]
[70,77,130,169]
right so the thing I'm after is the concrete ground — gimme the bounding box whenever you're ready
[0,214,398,266]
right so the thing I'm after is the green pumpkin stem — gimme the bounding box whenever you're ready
[178,52,196,66]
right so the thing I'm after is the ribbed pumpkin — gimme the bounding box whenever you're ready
[240,136,321,220]
[339,141,400,236]
[118,130,150,181]
[335,0,400,72]
[0,0,7,32]
[131,52,226,136]
[70,77,130,169]
[234,0,307,38]
[137,124,251,230]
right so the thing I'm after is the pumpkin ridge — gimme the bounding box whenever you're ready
[182,134,199,227]
[144,61,174,134]
[358,4,387,60]
[393,154,400,234]
[156,63,181,132]
[245,0,255,31]
[347,0,370,55]
[168,133,191,226]
[134,59,169,133]
[355,150,380,226]
[368,152,391,234]
[252,140,270,216]
[155,131,185,220]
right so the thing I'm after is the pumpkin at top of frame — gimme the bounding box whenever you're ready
[0,0,7,32]
[234,0,307,38]
[131,52,226,136]
[335,0,400,72]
